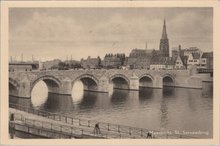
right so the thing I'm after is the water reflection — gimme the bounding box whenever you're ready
[111,90,128,105]
[163,87,175,97]
[160,98,169,129]
[31,81,48,108]
[71,81,84,104]
[9,96,31,107]
[202,82,213,98]
[39,93,73,114]
[9,82,213,138]
[78,91,98,110]
[139,87,153,102]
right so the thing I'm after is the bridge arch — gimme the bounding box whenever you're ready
[31,75,62,94]
[139,74,154,88]
[109,74,130,90]
[73,74,99,91]
[9,78,19,96]
[162,73,175,87]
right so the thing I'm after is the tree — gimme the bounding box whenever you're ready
[58,62,65,70]
[65,63,69,69]
[97,56,101,66]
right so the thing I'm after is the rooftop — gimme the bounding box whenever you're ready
[192,53,200,59]
[201,52,213,58]
[151,57,175,65]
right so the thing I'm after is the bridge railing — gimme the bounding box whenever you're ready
[9,112,106,138]
[9,103,197,139]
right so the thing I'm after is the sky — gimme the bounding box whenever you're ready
[9,7,213,61]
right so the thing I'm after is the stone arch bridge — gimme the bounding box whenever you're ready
[9,69,203,98]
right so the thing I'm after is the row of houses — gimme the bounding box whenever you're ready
[149,48,212,70]
[80,54,125,69]
[172,46,213,70]
[9,47,213,72]
[78,47,213,70]
[149,52,213,70]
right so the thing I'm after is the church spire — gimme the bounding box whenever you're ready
[159,19,169,57]
[161,19,168,39]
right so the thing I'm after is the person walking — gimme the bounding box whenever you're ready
[94,123,101,135]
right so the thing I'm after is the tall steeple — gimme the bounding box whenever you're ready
[159,19,169,57]
[161,19,168,39]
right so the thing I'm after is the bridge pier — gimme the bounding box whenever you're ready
[56,78,72,95]
[152,76,163,88]
[16,77,31,98]
[129,74,139,90]
[97,76,109,93]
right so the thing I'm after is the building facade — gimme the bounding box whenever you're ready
[9,62,40,72]
[81,56,101,69]
[126,57,152,69]
[200,52,213,69]
[187,53,201,68]
[102,53,125,69]
[126,48,153,69]
[182,47,202,57]
[150,57,175,70]
[174,55,187,69]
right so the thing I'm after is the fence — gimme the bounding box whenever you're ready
[9,113,105,138]
[9,103,196,139]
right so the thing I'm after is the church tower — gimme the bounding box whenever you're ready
[159,19,169,57]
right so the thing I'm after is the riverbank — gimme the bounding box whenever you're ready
[9,108,103,139]
[9,107,195,139]
[9,108,158,138]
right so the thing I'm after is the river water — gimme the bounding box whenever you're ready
[9,81,213,138]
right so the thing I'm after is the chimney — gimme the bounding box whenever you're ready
[21,54,23,62]
[145,41,148,50]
